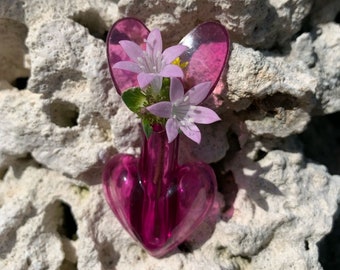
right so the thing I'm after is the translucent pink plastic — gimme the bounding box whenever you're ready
[179,21,230,94]
[107,18,230,95]
[106,18,149,94]
[104,18,230,257]
[103,127,216,257]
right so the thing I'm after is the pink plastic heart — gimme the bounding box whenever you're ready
[106,18,230,96]
[103,128,217,257]
[104,18,229,257]
[106,18,149,94]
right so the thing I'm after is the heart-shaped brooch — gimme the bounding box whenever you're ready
[103,18,230,257]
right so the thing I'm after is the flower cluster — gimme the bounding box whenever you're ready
[113,29,220,144]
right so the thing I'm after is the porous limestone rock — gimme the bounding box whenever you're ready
[311,23,340,114]
[0,0,339,269]
[226,43,317,137]
[0,137,338,270]
[118,0,314,49]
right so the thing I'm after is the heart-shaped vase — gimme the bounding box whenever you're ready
[104,18,230,257]
[103,126,216,257]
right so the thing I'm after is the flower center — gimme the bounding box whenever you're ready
[172,103,195,125]
[137,45,164,74]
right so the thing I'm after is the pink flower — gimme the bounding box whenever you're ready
[147,78,221,144]
[113,29,187,93]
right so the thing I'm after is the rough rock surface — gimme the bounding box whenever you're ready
[0,0,339,269]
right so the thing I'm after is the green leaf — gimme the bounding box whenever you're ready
[142,118,153,138]
[159,78,170,101]
[122,87,147,114]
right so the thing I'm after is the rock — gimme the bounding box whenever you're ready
[119,0,313,49]
[0,18,30,86]
[0,88,118,182]
[226,43,316,137]
[0,0,339,269]
[0,142,338,269]
[310,0,340,25]
[312,23,340,114]
[219,141,340,269]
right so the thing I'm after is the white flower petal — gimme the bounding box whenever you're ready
[113,61,142,73]
[119,40,143,63]
[166,118,180,143]
[150,76,163,93]
[188,106,221,124]
[147,102,172,118]
[180,123,201,144]
[187,81,212,105]
[146,29,162,56]
[170,78,184,103]
[159,65,184,78]
[163,45,188,64]
[137,73,155,88]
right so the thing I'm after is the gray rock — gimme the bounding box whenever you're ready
[0,0,339,269]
